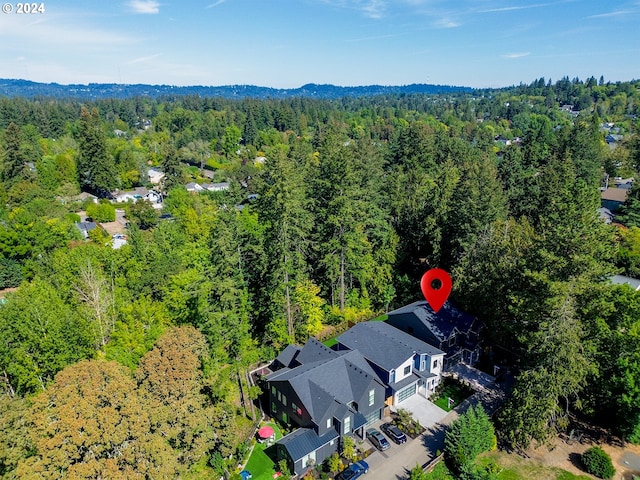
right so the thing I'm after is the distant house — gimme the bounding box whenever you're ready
[336,321,445,406]
[598,207,615,224]
[75,221,97,239]
[147,167,165,185]
[202,182,230,192]
[386,301,483,367]
[113,187,149,203]
[265,338,386,477]
[185,182,204,193]
[606,134,623,145]
[601,187,629,212]
[75,192,99,204]
[609,275,640,291]
[614,177,634,190]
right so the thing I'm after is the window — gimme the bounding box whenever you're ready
[343,416,351,434]
[389,369,395,383]
[433,359,438,369]
[403,365,411,376]
[282,412,288,423]
[303,451,316,468]
[277,391,282,402]
[368,389,375,406]
[292,402,297,412]
[282,394,287,406]
[271,402,277,413]
[327,418,332,429]
[271,386,276,396]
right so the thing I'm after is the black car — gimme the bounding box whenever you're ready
[380,422,407,444]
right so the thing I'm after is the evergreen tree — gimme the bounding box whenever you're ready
[76,107,117,194]
[1,122,27,184]
[259,143,314,342]
[444,405,496,473]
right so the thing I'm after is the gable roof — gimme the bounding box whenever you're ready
[601,187,628,203]
[278,428,339,461]
[274,344,301,369]
[337,321,444,371]
[387,300,479,342]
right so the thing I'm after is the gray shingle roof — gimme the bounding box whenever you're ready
[388,301,478,342]
[266,341,383,421]
[337,321,444,371]
[274,344,300,368]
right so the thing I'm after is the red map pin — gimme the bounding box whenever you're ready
[420,268,452,313]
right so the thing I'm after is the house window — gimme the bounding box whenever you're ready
[343,416,351,434]
[368,389,375,406]
[327,418,332,429]
[389,369,395,383]
[282,394,287,406]
[282,412,288,423]
[271,386,276,396]
[292,402,297,412]
[277,391,282,402]
[303,451,316,468]
[433,359,438,369]
[403,365,411,376]
[271,402,277,413]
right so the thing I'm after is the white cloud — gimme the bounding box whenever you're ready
[501,52,531,59]
[206,0,227,8]
[128,0,160,14]
[124,53,163,65]
[480,3,550,13]
[587,10,633,19]
[361,0,386,19]
[435,17,460,28]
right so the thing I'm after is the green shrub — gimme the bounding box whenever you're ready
[444,405,496,474]
[581,446,615,479]
[86,202,116,222]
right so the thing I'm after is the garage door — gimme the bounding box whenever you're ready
[365,409,381,425]
[397,383,417,403]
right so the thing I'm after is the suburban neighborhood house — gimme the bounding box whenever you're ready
[386,301,483,367]
[265,338,386,477]
[335,321,445,406]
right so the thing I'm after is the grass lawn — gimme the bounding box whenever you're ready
[476,451,592,480]
[323,337,338,348]
[422,453,592,480]
[432,377,474,411]
[242,423,283,480]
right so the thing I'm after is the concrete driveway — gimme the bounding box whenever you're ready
[395,395,448,430]
[364,416,449,480]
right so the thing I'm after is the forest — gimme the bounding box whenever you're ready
[1,75,640,479]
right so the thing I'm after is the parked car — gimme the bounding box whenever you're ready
[380,422,407,444]
[366,428,390,451]
[335,460,369,480]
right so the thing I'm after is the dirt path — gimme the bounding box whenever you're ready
[525,435,640,479]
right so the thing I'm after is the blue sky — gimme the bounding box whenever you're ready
[1,0,639,88]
